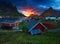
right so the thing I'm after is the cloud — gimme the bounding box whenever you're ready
[51,0,60,10]
[37,5,49,9]
[1,0,60,11]
[52,6,60,10]
[1,0,60,9]
[32,0,54,5]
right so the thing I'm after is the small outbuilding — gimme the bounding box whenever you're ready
[26,19,47,35]
[0,18,19,30]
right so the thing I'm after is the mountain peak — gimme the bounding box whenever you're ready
[40,7,60,17]
[46,7,54,12]
[0,1,19,16]
[48,7,53,10]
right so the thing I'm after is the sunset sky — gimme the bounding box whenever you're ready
[0,0,60,15]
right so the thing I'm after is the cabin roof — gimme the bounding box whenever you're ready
[26,19,47,32]
[26,19,38,30]
[0,18,18,24]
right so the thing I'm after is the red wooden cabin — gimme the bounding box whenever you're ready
[26,19,47,35]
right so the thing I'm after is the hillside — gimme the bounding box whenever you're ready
[40,7,60,17]
[0,1,19,16]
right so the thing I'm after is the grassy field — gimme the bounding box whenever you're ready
[0,20,60,44]
[0,32,60,44]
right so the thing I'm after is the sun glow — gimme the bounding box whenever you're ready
[21,11,34,17]
[20,7,35,17]
[18,6,40,17]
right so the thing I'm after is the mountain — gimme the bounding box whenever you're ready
[0,1,19,16]
[18,13,26,17]
[40,7,60,17]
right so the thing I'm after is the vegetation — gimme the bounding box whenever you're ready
[53,22,60,29]
[0,32,60,44]
[0,21,60,44]
[19,21,28,31]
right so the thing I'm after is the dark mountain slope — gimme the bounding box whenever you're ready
[40,7,60,17]
[0,1,19,16]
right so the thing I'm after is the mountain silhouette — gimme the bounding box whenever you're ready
[0,1,24,17]
[40,7,60,17]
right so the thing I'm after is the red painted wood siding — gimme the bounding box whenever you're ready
[43,23,53,29]
[33,23,45,32]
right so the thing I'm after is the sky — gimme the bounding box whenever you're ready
[10,0,60,10]
[0,0,60,14]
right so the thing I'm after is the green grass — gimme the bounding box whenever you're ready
[52,22,60,29]
[0,32,60,44]
[0,20,60,44]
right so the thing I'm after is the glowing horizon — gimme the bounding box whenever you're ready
[18,6,40,17]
